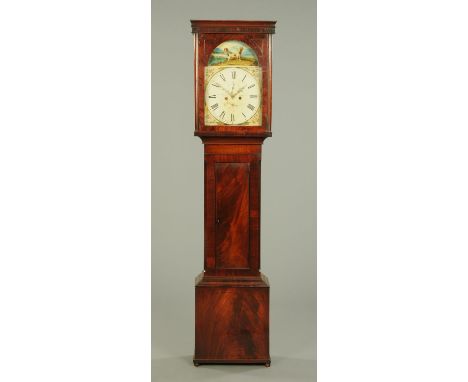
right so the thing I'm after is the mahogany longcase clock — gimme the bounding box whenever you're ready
[191,20,276,367]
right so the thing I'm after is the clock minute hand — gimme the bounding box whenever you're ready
[218,85,232,97]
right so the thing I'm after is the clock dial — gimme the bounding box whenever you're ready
[205,67,261,125]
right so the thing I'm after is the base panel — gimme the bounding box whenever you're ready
[194,273,270,364]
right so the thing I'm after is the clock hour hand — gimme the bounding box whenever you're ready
[231,85,246,98]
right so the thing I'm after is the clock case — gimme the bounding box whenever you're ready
[191,20,276,367]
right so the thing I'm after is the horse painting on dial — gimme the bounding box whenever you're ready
[207,40,259,66]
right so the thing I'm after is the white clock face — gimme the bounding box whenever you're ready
[205,67,261,125]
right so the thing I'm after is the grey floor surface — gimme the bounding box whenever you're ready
[152,356,316,382]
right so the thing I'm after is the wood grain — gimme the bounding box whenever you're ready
[195,276,269,363]
[215,163,250,269]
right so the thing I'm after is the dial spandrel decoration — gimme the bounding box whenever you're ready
[204,40,262,126]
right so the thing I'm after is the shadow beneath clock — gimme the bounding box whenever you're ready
[152,355,316,382]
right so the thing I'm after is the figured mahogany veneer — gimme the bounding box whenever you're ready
[215,162,250,269]
[195,274,269,364]
[201,138,264,277]
[192,20,275,367]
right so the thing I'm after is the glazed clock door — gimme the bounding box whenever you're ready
[204,40,262,127]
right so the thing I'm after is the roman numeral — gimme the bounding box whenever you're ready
[209,95,216,98]
[232,71,236,79]
[248,84,255,89]
[242,112,247,118]
[247,104,255,111]
[211,103,219,110]
[212,83,220,87]
[249,94,258,98]
[242,74,247,82]
[220,111,226,119]
[220,73,226,81]
[231,113,235,122]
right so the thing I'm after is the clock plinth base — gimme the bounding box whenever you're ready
[194,272,270,365]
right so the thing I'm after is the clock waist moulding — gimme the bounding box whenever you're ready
[191,20,276,367]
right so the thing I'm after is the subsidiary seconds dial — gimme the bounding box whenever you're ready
[205,67,261,125]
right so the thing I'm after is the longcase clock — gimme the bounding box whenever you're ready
[191,20,276,367]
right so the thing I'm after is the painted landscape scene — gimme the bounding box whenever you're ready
[208,40,259,66]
